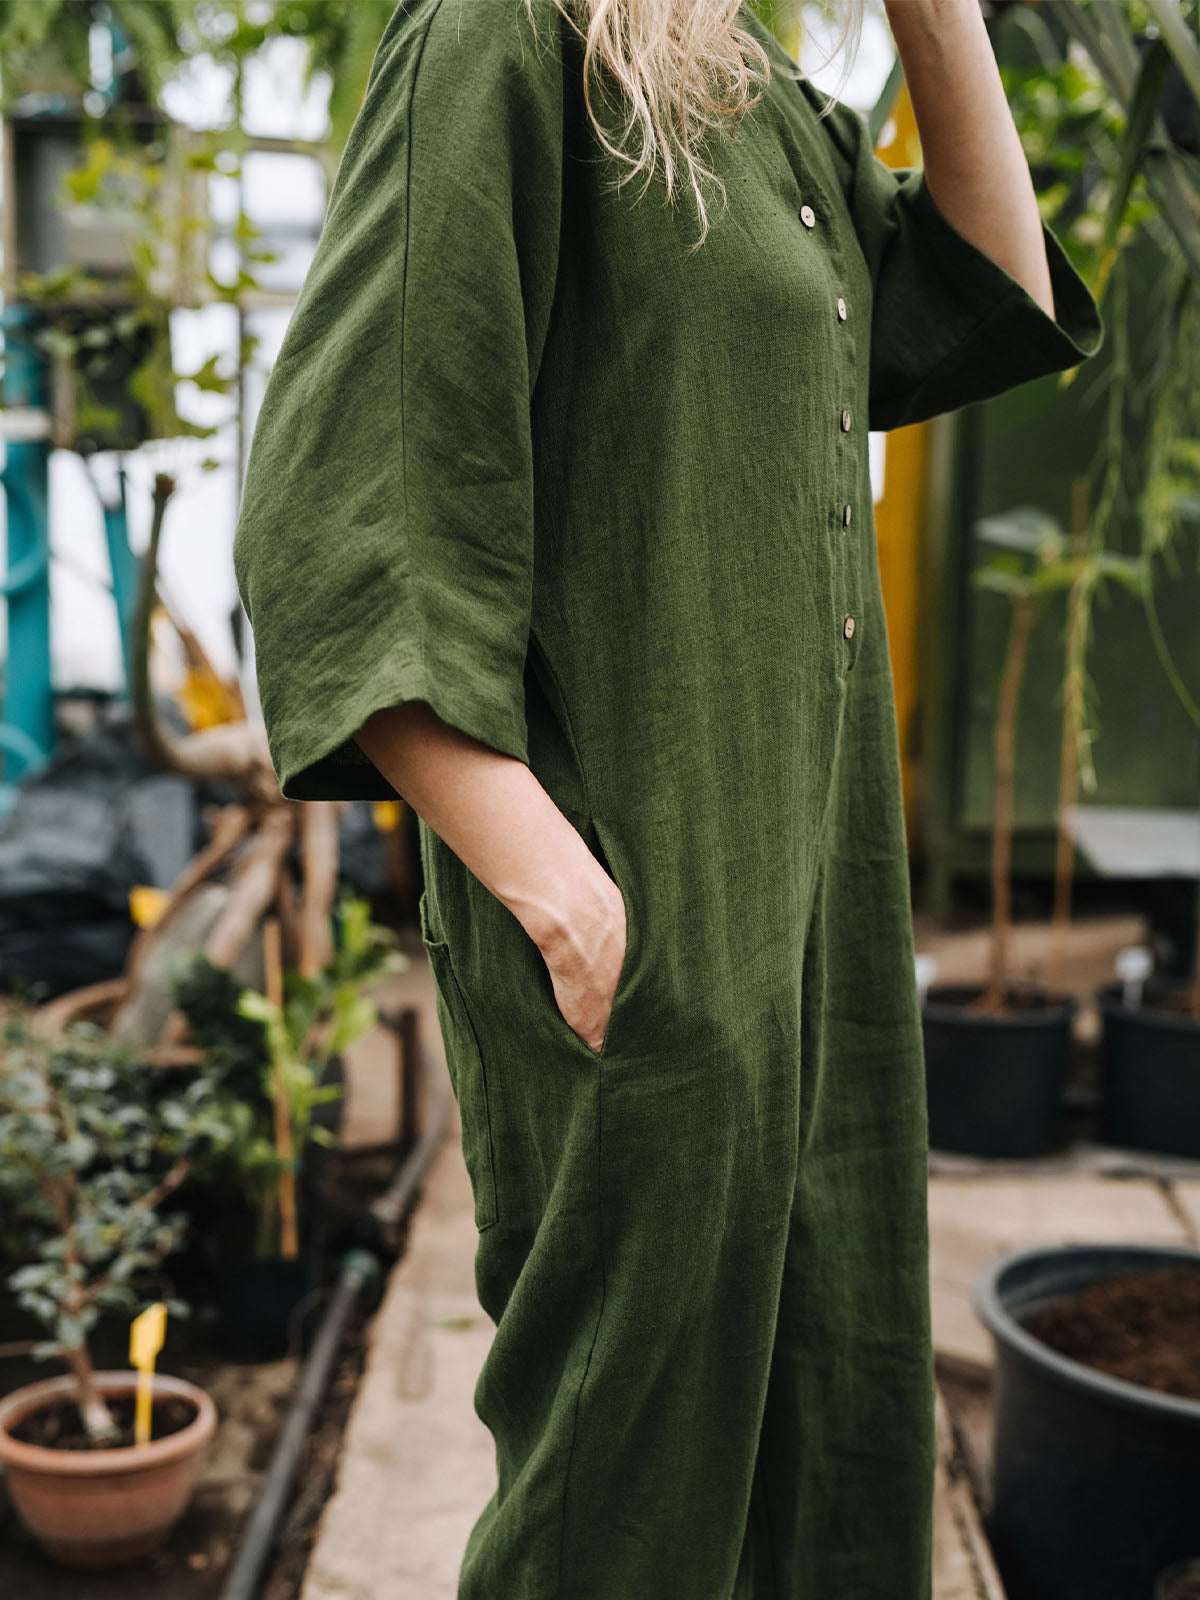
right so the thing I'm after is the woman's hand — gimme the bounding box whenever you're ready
[535,857,628,1053]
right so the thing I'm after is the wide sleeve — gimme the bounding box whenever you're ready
[232,0,565,801]
[811,91,1104,435]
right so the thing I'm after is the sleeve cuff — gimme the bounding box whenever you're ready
[269,653,530,802]
[909,171,1105,374]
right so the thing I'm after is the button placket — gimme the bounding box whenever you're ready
[834,290,851,535]
[804,194,859,659]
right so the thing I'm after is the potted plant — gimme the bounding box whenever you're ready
[171,894,406,1359]
[995,1,1200,1158]
[974,1241,1200,1600]
[923,497,1146,1156]
[0,1017,224,1567]
[922,509,1080,1157]
[1096,926,1200,1159]
[921,0,1200,1162]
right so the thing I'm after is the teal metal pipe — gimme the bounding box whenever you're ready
[1,303,54,803]
[100,465,138,690]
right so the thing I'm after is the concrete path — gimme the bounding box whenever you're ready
[302,1097,493,1600]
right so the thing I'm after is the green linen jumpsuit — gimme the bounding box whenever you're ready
[233,2,1104,1595]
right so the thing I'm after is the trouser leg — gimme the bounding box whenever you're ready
[752,846,938,1600]
[456,970,803,1600]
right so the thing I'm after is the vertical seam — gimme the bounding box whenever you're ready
[556,1061,608,1595]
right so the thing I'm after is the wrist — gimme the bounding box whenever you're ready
[502,830,613,959]
[882,0,979,38]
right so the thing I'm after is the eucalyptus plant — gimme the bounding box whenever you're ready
[0,1018,238,1445]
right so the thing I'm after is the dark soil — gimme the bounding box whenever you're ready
[1141,987,1200,1022]
[12,1393,196,1452]
[1161,1570,1200,1600]
[1024,1265,1200,1403]
[926,983,1072,1017]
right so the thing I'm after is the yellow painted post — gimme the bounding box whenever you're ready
[871,81,930,845]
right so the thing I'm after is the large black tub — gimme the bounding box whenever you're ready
[973,1242,1200,1600]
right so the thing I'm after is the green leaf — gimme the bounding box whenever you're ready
[1103,37,1171,253]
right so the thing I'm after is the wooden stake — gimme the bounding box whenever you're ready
[263,916,299,1260]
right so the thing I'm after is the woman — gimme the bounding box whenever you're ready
[234,2,1102,1594]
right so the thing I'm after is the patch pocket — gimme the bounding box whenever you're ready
[419,894,499,1231]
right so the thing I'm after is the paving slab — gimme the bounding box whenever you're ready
[1171,1182,1200,1244]
[302,1100,495,1600]
[928,1174,1190,1373]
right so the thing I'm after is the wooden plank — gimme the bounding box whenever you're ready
[937,1368,996,1517]
[933,1383,1007,1600]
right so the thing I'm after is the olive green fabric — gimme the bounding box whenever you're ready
[233,3,1104,1595]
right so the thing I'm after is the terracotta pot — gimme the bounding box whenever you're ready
[0,1370,216,1567]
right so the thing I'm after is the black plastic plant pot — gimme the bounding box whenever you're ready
[921,984,1075,1158]
[974,1243,1200,1600]
[214,1253,318,1363]
[1098,982,1200,1159]
[1157,1558,1200,1600]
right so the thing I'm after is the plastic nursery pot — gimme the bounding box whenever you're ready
[1097,981,1200,1160]
[213,1251,319,1363]
[0,1370,216,1568]
[973,1243,1200,1600]
[921,984,1076,1158]
[1156,1558,1200,1600]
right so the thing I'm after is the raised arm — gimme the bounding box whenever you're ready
[883,0,1056,320]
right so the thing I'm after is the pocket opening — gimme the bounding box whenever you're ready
[588,816,637,1061]
[418,901,500,1230]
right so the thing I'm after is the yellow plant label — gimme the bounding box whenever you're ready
[129,1302,168,1447]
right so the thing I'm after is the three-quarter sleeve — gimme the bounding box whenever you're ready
[811,91,1105,434]
[233,0,565,801]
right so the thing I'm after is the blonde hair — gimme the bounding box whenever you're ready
[526,0,865,246]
